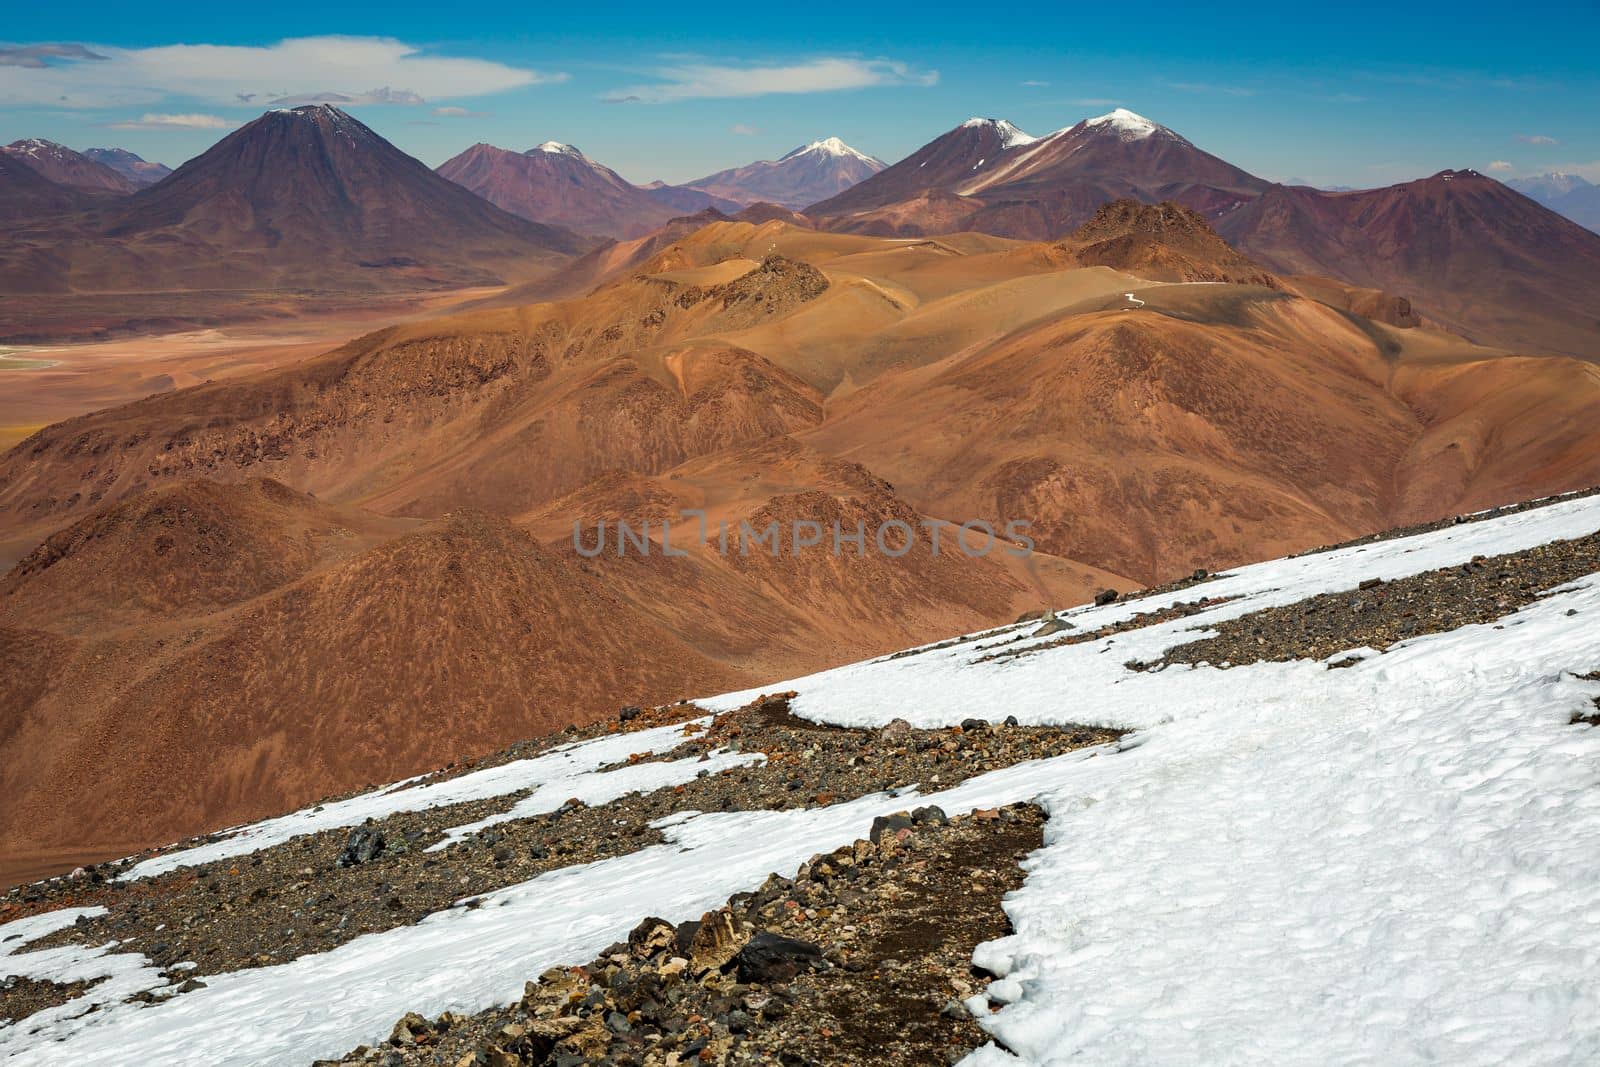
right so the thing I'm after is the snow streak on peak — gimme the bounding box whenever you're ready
[960,118,1037,148]
[534,141,585,159]
[782,137,881,166]
[1084,107,1163,140]
[6,137,62,156]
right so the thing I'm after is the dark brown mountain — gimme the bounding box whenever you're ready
[81,147,172,188]
[1,138,137,195]
[0,106,589,297]
[808,110,1268,239]
[684,138,885,210]
[0,151,95,222]
[437,141,684,239]
[804,118,1037,216]
[1214,169,1600,358]
[1064,199,1277,286]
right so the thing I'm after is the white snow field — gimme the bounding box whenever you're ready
[3,494,1600,1064]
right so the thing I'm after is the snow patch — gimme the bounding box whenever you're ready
[960,118,1038,149]
[781,137,883,166]
[1083,107,1163,141]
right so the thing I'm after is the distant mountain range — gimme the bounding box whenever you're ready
[1,139,139,195]
[0,105,586,301]
[436,141,736,239]
[437,136,881,238]
[806,110,1268,237]
[1506,172,1600,233]
[797,109,1600,359]
[2,106,1598,361]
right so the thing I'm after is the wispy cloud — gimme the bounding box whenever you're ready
[1317,92,1370,103]
[266,87,425,107]
[0,43,105,68]
[0,36,563,109]
[1021,79,1049,87]
[106,112,233,130]
[602,57,937,103]
[1517,134,1560,145]
[1163,80,1254,97]
[729,123,759,135]
[434,105,488,117]
[1486,160,1514,172]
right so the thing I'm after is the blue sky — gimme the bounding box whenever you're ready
[3,1,1596,187]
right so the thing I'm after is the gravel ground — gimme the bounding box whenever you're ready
[0,975,105,1025]
[325,805,1044,1067]
[1135,529,1600,672]
[3,698,1112,1025]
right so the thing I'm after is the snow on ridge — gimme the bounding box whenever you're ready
[534,140,585,158]
[959,117,1038,148]
[1083,107,1165,140]
[782,137,883,166]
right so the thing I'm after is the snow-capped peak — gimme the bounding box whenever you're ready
[959,118,1037,149]
[5,138,66,158]
[1083,108,1164,140]
[781,137,881,166]
[534,141,586,159]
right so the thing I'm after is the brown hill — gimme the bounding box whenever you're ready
[437,141,682,239]
[1214,170,1600,359]
[0,502,751,859]
[0,151,95,222]
[1063,200,1278,286]
[1,138,137,194]
[6,218,1600,871]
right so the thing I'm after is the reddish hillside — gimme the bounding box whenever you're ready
[6,219,1600,872]
[806,118,1034,216]
[437,141,681,239]
[0,152,95,223]
[1215,170,1600,358]
[1,138,137,194]
[809,110,1267,239]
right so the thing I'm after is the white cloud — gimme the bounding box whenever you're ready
[1486,160,1515,172]
[106,112,233,130]
[1021,79,1049,87]
[0,36,563,109]
[603,57,937,103]
[266,87,425,107]
[1517,134,1560,145]
[729,123,759,135]
[433,106,487,117]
